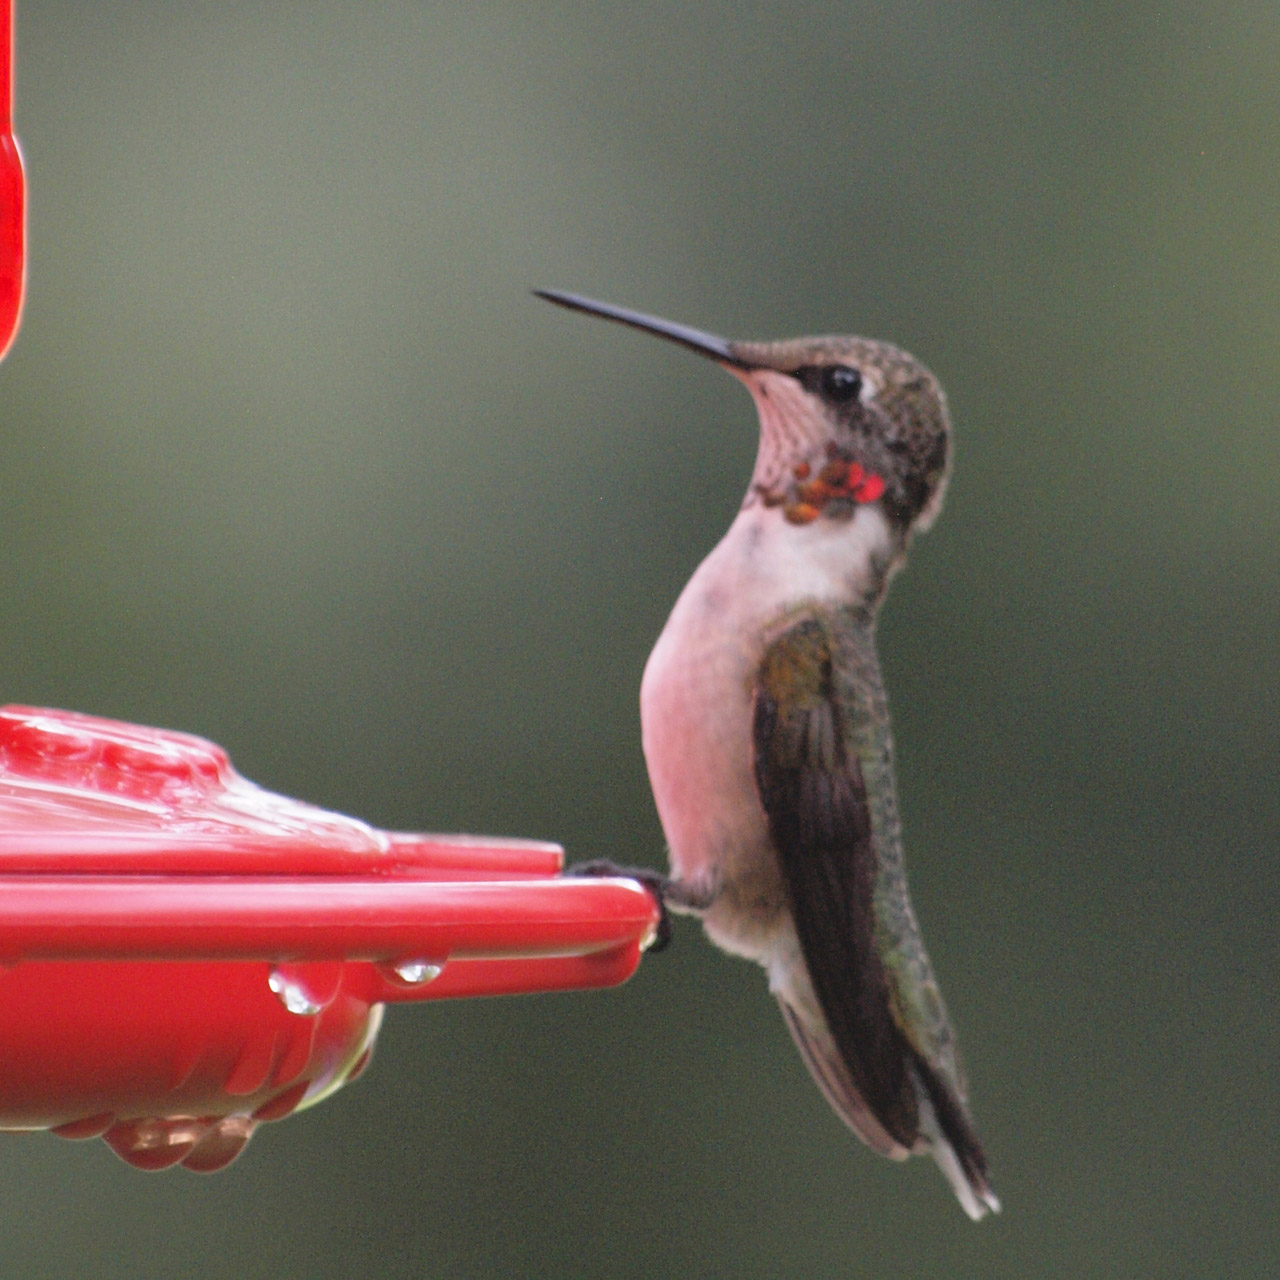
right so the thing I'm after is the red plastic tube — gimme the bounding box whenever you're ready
[0,0,23,359]
[0,706,659,1171]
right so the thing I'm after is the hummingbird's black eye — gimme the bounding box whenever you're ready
[819,365,863,404]
[794,363,865,406]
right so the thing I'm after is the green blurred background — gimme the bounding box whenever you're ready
[2,2,1277,1276]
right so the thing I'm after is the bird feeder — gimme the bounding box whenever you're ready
[0,706,658,1171]
[0,8,654,1173]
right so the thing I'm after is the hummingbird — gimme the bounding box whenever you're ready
[536,289,998,1221]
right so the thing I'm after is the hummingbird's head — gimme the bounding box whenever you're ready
[534,291,951,540]
[727,334,951,536]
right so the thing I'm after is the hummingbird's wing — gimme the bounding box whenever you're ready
[752,610,998,1218]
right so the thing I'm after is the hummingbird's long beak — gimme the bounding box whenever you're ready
[534,289,759,371]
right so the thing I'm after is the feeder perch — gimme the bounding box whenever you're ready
[0,706,659,1171]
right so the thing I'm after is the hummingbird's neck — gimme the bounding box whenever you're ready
[718,500,899,621]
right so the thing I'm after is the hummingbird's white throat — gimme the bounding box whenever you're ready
[734,368,840,495]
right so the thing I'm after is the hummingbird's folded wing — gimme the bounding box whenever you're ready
[776,988,911,1160]
[753,611,997,1216]
[753,613,921,1148]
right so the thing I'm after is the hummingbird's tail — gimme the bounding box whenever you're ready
[910,1049,1001,1221]
[777,994,1000,1220]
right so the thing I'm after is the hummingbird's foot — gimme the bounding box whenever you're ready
[566,859,675,953]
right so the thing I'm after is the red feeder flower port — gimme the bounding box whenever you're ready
[0,706,659,1172]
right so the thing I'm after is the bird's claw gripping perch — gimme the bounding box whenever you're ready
[567,860,674,953]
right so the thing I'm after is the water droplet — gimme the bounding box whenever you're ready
[268,967,321,1016]
[392,958,443,985]
[181,1115,258,1173]
[103,1117,209,1170]
[51,1112,115,1140]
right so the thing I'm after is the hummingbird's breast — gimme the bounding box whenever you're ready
[640,502,893,962]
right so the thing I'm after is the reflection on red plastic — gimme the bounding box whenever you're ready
[0,707,658,1171]
[0,0,24,360]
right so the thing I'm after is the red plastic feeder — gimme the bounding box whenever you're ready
[0,0,24,360]
[0,706,658,1172]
